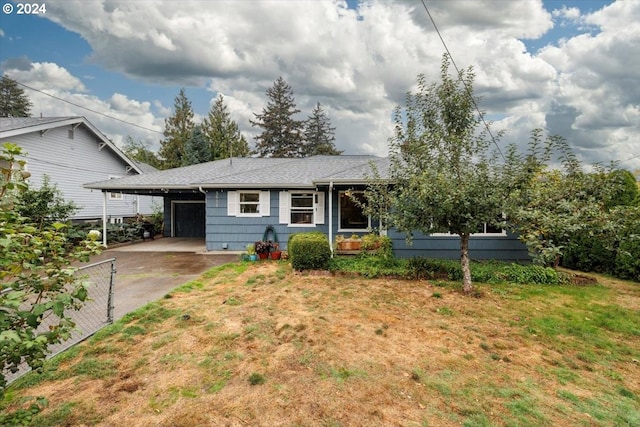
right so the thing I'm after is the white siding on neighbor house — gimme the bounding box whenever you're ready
[2,124,160,220]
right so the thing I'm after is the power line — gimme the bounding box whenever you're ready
[420,0,505,162]
[618,153,640,165]
[15,80,164,135]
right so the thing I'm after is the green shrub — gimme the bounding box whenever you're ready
[329,253,406,278]
[406,258,562,285]
[361,234,393,255]
[289,232,331,270]
[615,235,640,281]
[407,257,462,280]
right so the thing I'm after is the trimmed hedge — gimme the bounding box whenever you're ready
[289,232,331,270]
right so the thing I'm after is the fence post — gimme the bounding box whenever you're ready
[107,259,117,323]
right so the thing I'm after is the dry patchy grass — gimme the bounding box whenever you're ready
[5,262,640,427]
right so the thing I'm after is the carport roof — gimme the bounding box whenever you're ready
[84,155,390,191]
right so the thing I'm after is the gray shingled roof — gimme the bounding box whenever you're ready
[85,155,389,191]
[0,117,79,132]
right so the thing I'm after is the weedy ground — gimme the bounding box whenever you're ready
[4,262,639,427]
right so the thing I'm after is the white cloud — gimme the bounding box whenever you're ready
[3,0,636,171]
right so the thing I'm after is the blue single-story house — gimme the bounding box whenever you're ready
[85,155,529,260]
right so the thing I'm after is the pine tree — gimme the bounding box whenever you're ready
[202,94,250,160]
[303,103,342,156]
[0,75,32,117]
[250,77,304,157]
[158,88,195,169]
[183,125,211,165]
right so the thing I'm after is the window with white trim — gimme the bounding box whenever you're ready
[290,193,314,225]
[239,192,260,214]
[279,191,324,226]
[108,176,123,200]
[227,191,270,217]
[339,191,369,231]
[431,215,506,236]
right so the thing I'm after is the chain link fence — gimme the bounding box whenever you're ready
[3,258,116,385]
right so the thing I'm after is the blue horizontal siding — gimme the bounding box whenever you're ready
[199,188,530,261]
[204,190,327,251]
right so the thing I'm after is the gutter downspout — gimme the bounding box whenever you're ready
[328,181,334,257]
[102,191,108,247]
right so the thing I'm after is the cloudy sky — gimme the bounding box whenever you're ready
[1,0,638,171]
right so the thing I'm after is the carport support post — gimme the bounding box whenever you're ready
[102,191,108,247]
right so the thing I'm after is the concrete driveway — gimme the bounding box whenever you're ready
[84,238,241,320]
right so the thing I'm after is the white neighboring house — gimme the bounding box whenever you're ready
[0,116,162,222]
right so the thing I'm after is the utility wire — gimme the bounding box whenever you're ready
[15,80,164,135]
[618,153,640,165]
[420,0,505,161]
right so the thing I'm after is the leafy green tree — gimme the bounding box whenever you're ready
[0,143,101,397]
[183,125,211,165]
[603,169,638,208]
[0,75,32,118]
[122,136,161,169]
[202,94,250,159]
[17,175,77,229]
[251,77,305,158]
[501,130,617,267]
[371,55,504,294]
[303,103,342,156]
[158,88,195,169]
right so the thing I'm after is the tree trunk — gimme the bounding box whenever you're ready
[460,233,473,294]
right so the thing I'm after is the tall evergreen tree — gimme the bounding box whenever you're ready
[250,77,304,157]
[158,88,195,169]
[202,94,250,160]
[0,75,32,117]
[183,125,211,165]
[303,102,342,156]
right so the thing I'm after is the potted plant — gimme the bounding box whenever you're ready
[341,234,362,251]
[255,240,272,260]
[246,243,257,261]
[270,242,282,260]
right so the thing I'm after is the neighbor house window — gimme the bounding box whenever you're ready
[109,176,123,200]
[339,191,369,230]
[290,193,314,225]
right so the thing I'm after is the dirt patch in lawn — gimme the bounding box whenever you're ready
[7,262,640,427]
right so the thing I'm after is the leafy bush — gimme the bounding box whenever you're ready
[407,258,462,281]
[1,143,102,398]
[405,257,562,285]
[361,234,393,256]
[615,234,640,281]
[329,253,406,278]
[289,232,331,270]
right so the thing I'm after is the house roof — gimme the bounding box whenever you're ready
[84,155,390,192]
[0,116,144,175]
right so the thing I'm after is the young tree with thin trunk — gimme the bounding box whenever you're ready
[250,77,304,158]
[376,54,504,294]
